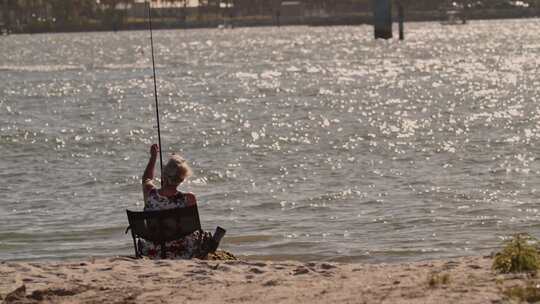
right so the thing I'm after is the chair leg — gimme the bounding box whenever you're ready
[131,233,140,258]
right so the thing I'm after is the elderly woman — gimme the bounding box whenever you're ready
[139,144,212,259]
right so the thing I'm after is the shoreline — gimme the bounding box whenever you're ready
[0,255,534,303]
[2,8,540,35]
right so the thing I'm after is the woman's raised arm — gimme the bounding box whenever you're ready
[142,144,159,199]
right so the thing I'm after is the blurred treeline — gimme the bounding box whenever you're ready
[2,0,540,32]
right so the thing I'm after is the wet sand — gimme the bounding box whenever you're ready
[0,255,532,303]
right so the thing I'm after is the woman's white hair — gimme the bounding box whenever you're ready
[162,154,192,186]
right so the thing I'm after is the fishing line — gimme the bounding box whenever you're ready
[147,1,164,177]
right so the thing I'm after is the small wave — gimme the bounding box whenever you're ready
[0,64,83,72]
[302,188,362,204]
[235,72,258,79]
[225,235,274,244]
[98,63,156,70]
[242,253,328,262]
[0,227,125,243]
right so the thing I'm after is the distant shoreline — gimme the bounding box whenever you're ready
[2,8,540,35]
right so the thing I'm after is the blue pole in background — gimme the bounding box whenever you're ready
[373,0,393,39]
[398,1,404,40]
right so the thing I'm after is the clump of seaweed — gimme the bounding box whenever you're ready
[493,233,540,274]
[203,250,238,261]
[504,282,540,303]
[428,272,450,288]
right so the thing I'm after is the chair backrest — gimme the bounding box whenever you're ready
[126,206,202,244]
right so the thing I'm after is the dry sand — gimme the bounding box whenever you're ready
[0,254,533,304]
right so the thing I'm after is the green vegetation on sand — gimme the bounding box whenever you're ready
[493,233,540,274]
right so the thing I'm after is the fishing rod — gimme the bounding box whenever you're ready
[146,1,164,178]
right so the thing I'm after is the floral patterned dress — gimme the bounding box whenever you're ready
[138,188,212,259]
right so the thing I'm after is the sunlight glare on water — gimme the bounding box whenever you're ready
[1,19,540,262]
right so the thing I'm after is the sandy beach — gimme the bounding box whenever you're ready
[0,254,534,304]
